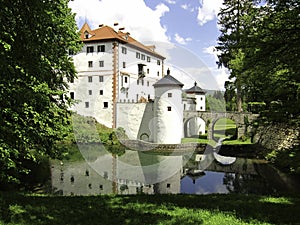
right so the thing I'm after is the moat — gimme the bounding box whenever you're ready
[50,144,300,196]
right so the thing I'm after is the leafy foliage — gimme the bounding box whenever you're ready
[217,0,300,121]
[205,93,226,112]
[0,0,81,186]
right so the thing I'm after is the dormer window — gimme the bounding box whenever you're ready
[84,31,89,39]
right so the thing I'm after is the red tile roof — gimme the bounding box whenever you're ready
[79,23,165,59]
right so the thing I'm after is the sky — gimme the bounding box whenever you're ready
[69,0,228,90]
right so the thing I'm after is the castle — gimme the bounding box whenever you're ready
[69,23,206,144]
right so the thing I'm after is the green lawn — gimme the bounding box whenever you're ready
[213,118,237,139]
[1,193,299,225]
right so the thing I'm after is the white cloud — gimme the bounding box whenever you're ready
[203,46,218,60]
[203,45,229,90]
[174,33,192,45]
[197,0,223,26]
[181,4,195,12]
[69,0,170,43]
[181,4,188,10]
[165,0,176,4]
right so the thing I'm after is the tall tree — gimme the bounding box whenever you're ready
[217,0,300,120]
[244,0,300,118]
[216,0,256,112]
[0,0,81,186]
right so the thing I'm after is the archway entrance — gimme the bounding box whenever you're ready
[184,117,206,138]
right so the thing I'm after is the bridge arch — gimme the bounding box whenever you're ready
[184,116,206,138]
[183,111,259,140]
[212,118,237,141]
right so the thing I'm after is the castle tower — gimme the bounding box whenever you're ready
[185,82,206,111]
[153,69,184,144]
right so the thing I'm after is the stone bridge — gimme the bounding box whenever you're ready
[183,111,259,140]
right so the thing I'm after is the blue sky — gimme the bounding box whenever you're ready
[69,0,228,90]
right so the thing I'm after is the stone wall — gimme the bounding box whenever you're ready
[253,123,300,174]
[253,123,300,151]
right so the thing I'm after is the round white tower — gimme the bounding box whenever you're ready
[153,69,184,144]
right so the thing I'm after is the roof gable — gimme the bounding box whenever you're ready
[79,23,165,59]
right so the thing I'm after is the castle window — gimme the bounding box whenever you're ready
[147,81,149,86]
[121,47,127,54]
[85,102,89,108]
[147,68,149,74]
[99,61,104,67]
[137,79,139,85]
[157,71,160,76]
[99,76,104,82]
[124,77,128,83]
[157,60,161,65]
[70,92,74,100]
[99,185,103,190]
[168,93,172,98]
[87,46,94,53]
[167,183,171,188]
[99,90,103,95]
[136,52,140,59]
[147,56,151,62]
[141,54,145,60]
[123,62,126,68]
[88,76,93,82]
[167,106,172,111]
[141,79,144,86]
[103,102,108,108]
[97,45,105,52]
[88,61,93,67]
[200,97,203,101]
[138,64,145,78]
[88,90,92,95]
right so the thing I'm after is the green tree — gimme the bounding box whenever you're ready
[242,0,300,119]
[0,0,81,186]
[217,0,256,112]
[224,81,237,111]
[217,0,300,121]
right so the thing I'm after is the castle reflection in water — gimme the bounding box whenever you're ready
[51,144,299,196]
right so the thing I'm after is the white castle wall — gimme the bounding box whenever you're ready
[195,94,206,111]
[69,40,164,128]
[116,103,147,139]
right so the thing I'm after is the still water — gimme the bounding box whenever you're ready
[51,144,300,196]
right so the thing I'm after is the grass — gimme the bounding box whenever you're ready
[1,193,300,225]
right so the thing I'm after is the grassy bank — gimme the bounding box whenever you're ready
[1,193,299,225]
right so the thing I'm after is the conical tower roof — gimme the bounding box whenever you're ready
[153,69,184,88]
[185,82,206,94]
